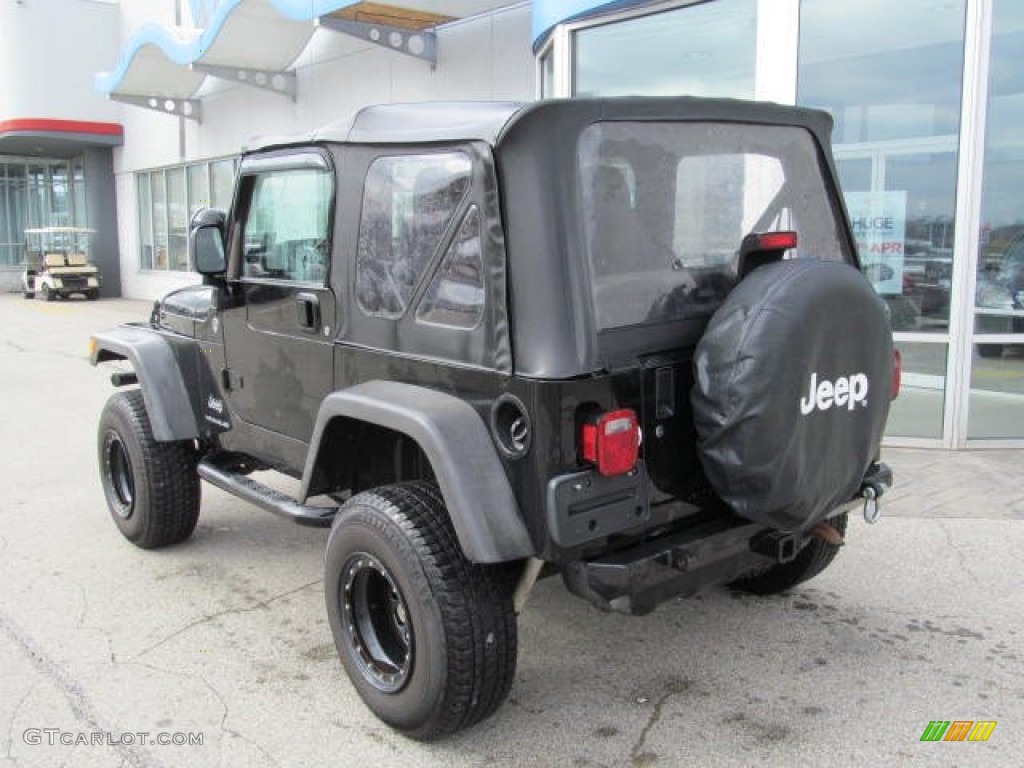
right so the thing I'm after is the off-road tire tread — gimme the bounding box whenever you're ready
[331,481,517,740]
[728,513,848,595]
[100,390,200,549]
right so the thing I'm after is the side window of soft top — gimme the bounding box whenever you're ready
[355,152,472,318]
[240,160,332,283]
[416,205,485,329]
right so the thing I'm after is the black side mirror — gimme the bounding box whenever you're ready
[190,207,227,275]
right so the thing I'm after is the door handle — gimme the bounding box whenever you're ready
[296,292,320,332]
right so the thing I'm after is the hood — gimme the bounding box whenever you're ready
[152,285,216,336]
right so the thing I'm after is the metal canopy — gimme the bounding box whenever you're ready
[95,0,512,118]
[317,3,455,65]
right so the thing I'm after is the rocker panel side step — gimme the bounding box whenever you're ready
[197,456,336,528]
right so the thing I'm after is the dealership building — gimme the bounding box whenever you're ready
[1,0,1022,448]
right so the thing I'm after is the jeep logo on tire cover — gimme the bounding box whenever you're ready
[799,372,869,415]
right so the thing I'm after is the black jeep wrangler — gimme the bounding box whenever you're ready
[90,97,896,740]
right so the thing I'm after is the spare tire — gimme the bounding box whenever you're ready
[691,259,892,533]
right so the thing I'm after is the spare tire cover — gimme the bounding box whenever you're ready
[691,259,892,532]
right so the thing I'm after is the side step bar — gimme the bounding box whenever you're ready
[197,456,337,528]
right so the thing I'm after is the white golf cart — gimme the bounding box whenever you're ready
[22,227,101,301]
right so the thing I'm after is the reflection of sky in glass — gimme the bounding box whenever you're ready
[573,0,756,98]
[799,0,967,335]
[798,0,966,143]
[980,1,1024,233]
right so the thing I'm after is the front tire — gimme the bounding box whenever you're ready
[97,390,200,548]
[729,513,848,595]
[324,481,517,741]
[86,288,99,301]
[41,284,54,302]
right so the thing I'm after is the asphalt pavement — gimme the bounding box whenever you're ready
[1,293,1021,767]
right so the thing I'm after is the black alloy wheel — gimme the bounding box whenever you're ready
[340,552,414,693]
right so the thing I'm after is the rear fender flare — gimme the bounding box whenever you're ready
[302,380,534,564]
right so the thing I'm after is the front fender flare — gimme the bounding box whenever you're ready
[90,326,199,441]
[302,381,534,564]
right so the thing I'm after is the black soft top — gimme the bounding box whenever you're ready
[246,97,845,379]
[247,97,834,153]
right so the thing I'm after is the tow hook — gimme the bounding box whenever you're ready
[858,462,892,525]
[861,485,882,524]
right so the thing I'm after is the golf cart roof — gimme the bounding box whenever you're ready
[24,227,96,234]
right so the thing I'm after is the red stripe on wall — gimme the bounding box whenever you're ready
[0,118,123,137]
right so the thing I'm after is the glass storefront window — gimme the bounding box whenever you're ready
[0,167,11,266]
[968,347,1024,439]
[151,171,168,270]
[136,157,236,271]
[799,0,966,335]
[27,165,48,226]
[969,0,1024,440]
[187,163,210,218]
[166,167,188,270]
[886,341,947,440]
[572,0,756,98]
[138,172,154,270]
[0,158,85,266]
[71,157,87,229]
[211,159,235,209]
[835,157,871,192]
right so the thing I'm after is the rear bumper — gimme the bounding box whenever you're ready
[563,515,770,615]
[562,461,893,615]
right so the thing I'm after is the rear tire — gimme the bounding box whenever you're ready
[97,390,200,548]
[23,291,33,299]
[324,481,517,741]
[86,288,99,301]
[729,513,848,595]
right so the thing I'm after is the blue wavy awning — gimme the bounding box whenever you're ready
[95,1,354,98]
[95,0,504,102]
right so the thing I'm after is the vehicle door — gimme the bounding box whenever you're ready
[219,149,337,442]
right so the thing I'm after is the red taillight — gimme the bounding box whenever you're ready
[581,409,640,477]
[891,349,902,400]
[754,231,798,251]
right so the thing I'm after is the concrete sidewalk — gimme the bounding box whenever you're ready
[883,446,1024,521]
[0,293,1021,768]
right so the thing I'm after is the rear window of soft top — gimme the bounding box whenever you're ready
[579,121,850,330]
